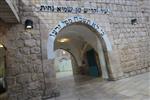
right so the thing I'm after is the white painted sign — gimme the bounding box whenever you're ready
[38,5,111,14]
[49,16,105,37]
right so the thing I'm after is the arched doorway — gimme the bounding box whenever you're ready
[45,16,124,98]
[54,47,103,95]
[54,49,73,79]
[48,16,113,80]
[54,23,106,77]
[84,47,102,77]
[51,22,111,96]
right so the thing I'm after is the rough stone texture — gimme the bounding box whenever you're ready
[0,0,149,100]
[130,71,136,76]
[31,47,41,54]
[0,18,44,100]
[25,39,36,47]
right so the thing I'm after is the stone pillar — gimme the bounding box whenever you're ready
[41,59,59,99]
[71,56,79,75]
[39,18,59,99]
[106,48,124,80]
[2,23,45,100]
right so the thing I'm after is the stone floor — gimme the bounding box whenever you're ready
[49,71,150,100]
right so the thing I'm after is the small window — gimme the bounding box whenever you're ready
[0,44,6,94]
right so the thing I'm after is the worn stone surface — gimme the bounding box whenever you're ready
[0,0,149,100]
[31,47,41,54]
[48,72,150,100]
[25,39,36,47]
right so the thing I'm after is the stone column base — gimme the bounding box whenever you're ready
[42,89,60,100]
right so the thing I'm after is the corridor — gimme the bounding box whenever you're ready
[50,72,150,100]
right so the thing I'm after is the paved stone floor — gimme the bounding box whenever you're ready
[49,72,150,100]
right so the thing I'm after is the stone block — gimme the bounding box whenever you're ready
[141,68,146,73]
[8,95,18,100]
[130,71,136,76]
[36,40,41,46]
[124,73,130,78]
[0,1,149,100]
[6,77,16,86]
[32,33,40,40]
[16,74,32,84]
[148,67,150,71]
[136,70,141,74]
[32,59,42,65]
[9,84,22,94]
[27,89,42,98]
[20,32,31,40]
[17,93,29,100]
[7,67,20,76]
[28,81,40,90]
[20,47,30,55]
[29,97,41,100]
[31,73,39,81]
[31,47,40,54]
[20,64,29,73]
[30,54,38,60]
[32,64,43,73]
[25,39,36,47]
[15,39,24,48]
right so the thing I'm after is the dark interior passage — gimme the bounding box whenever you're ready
[86,49,101,77]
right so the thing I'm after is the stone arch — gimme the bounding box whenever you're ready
[56,48,78,66]
[54,48,78,75]
[48,16,112,58]
[47,16,123,80]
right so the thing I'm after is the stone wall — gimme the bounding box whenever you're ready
[107,0,150,77]
[18,0,150,98]
[0,18,44,100]
[0,0,149,100]
[139,1,150,74]
[31,0,149,78]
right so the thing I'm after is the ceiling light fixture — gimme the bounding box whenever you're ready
[62,51,66,54]
[57,38,69,43]
[0,44,3,48]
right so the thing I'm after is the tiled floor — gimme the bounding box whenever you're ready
[49,72,150,100]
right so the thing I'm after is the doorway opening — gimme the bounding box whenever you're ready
[47,16,123,97]
[47,16,114,81]
[54,47,103,95]
[86,49,102,77]
[53,23,107,83]
[54,48,102,80]
[54,49,73,79]
[46,16,114,97]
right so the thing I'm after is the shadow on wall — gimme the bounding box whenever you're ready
[0,44,7,94]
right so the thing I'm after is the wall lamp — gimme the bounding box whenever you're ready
[131,18,137,25]
[25,19,33,29]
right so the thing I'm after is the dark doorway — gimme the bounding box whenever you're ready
[86,49,101,77]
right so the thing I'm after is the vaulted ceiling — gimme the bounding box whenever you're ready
[54,24,100,65]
